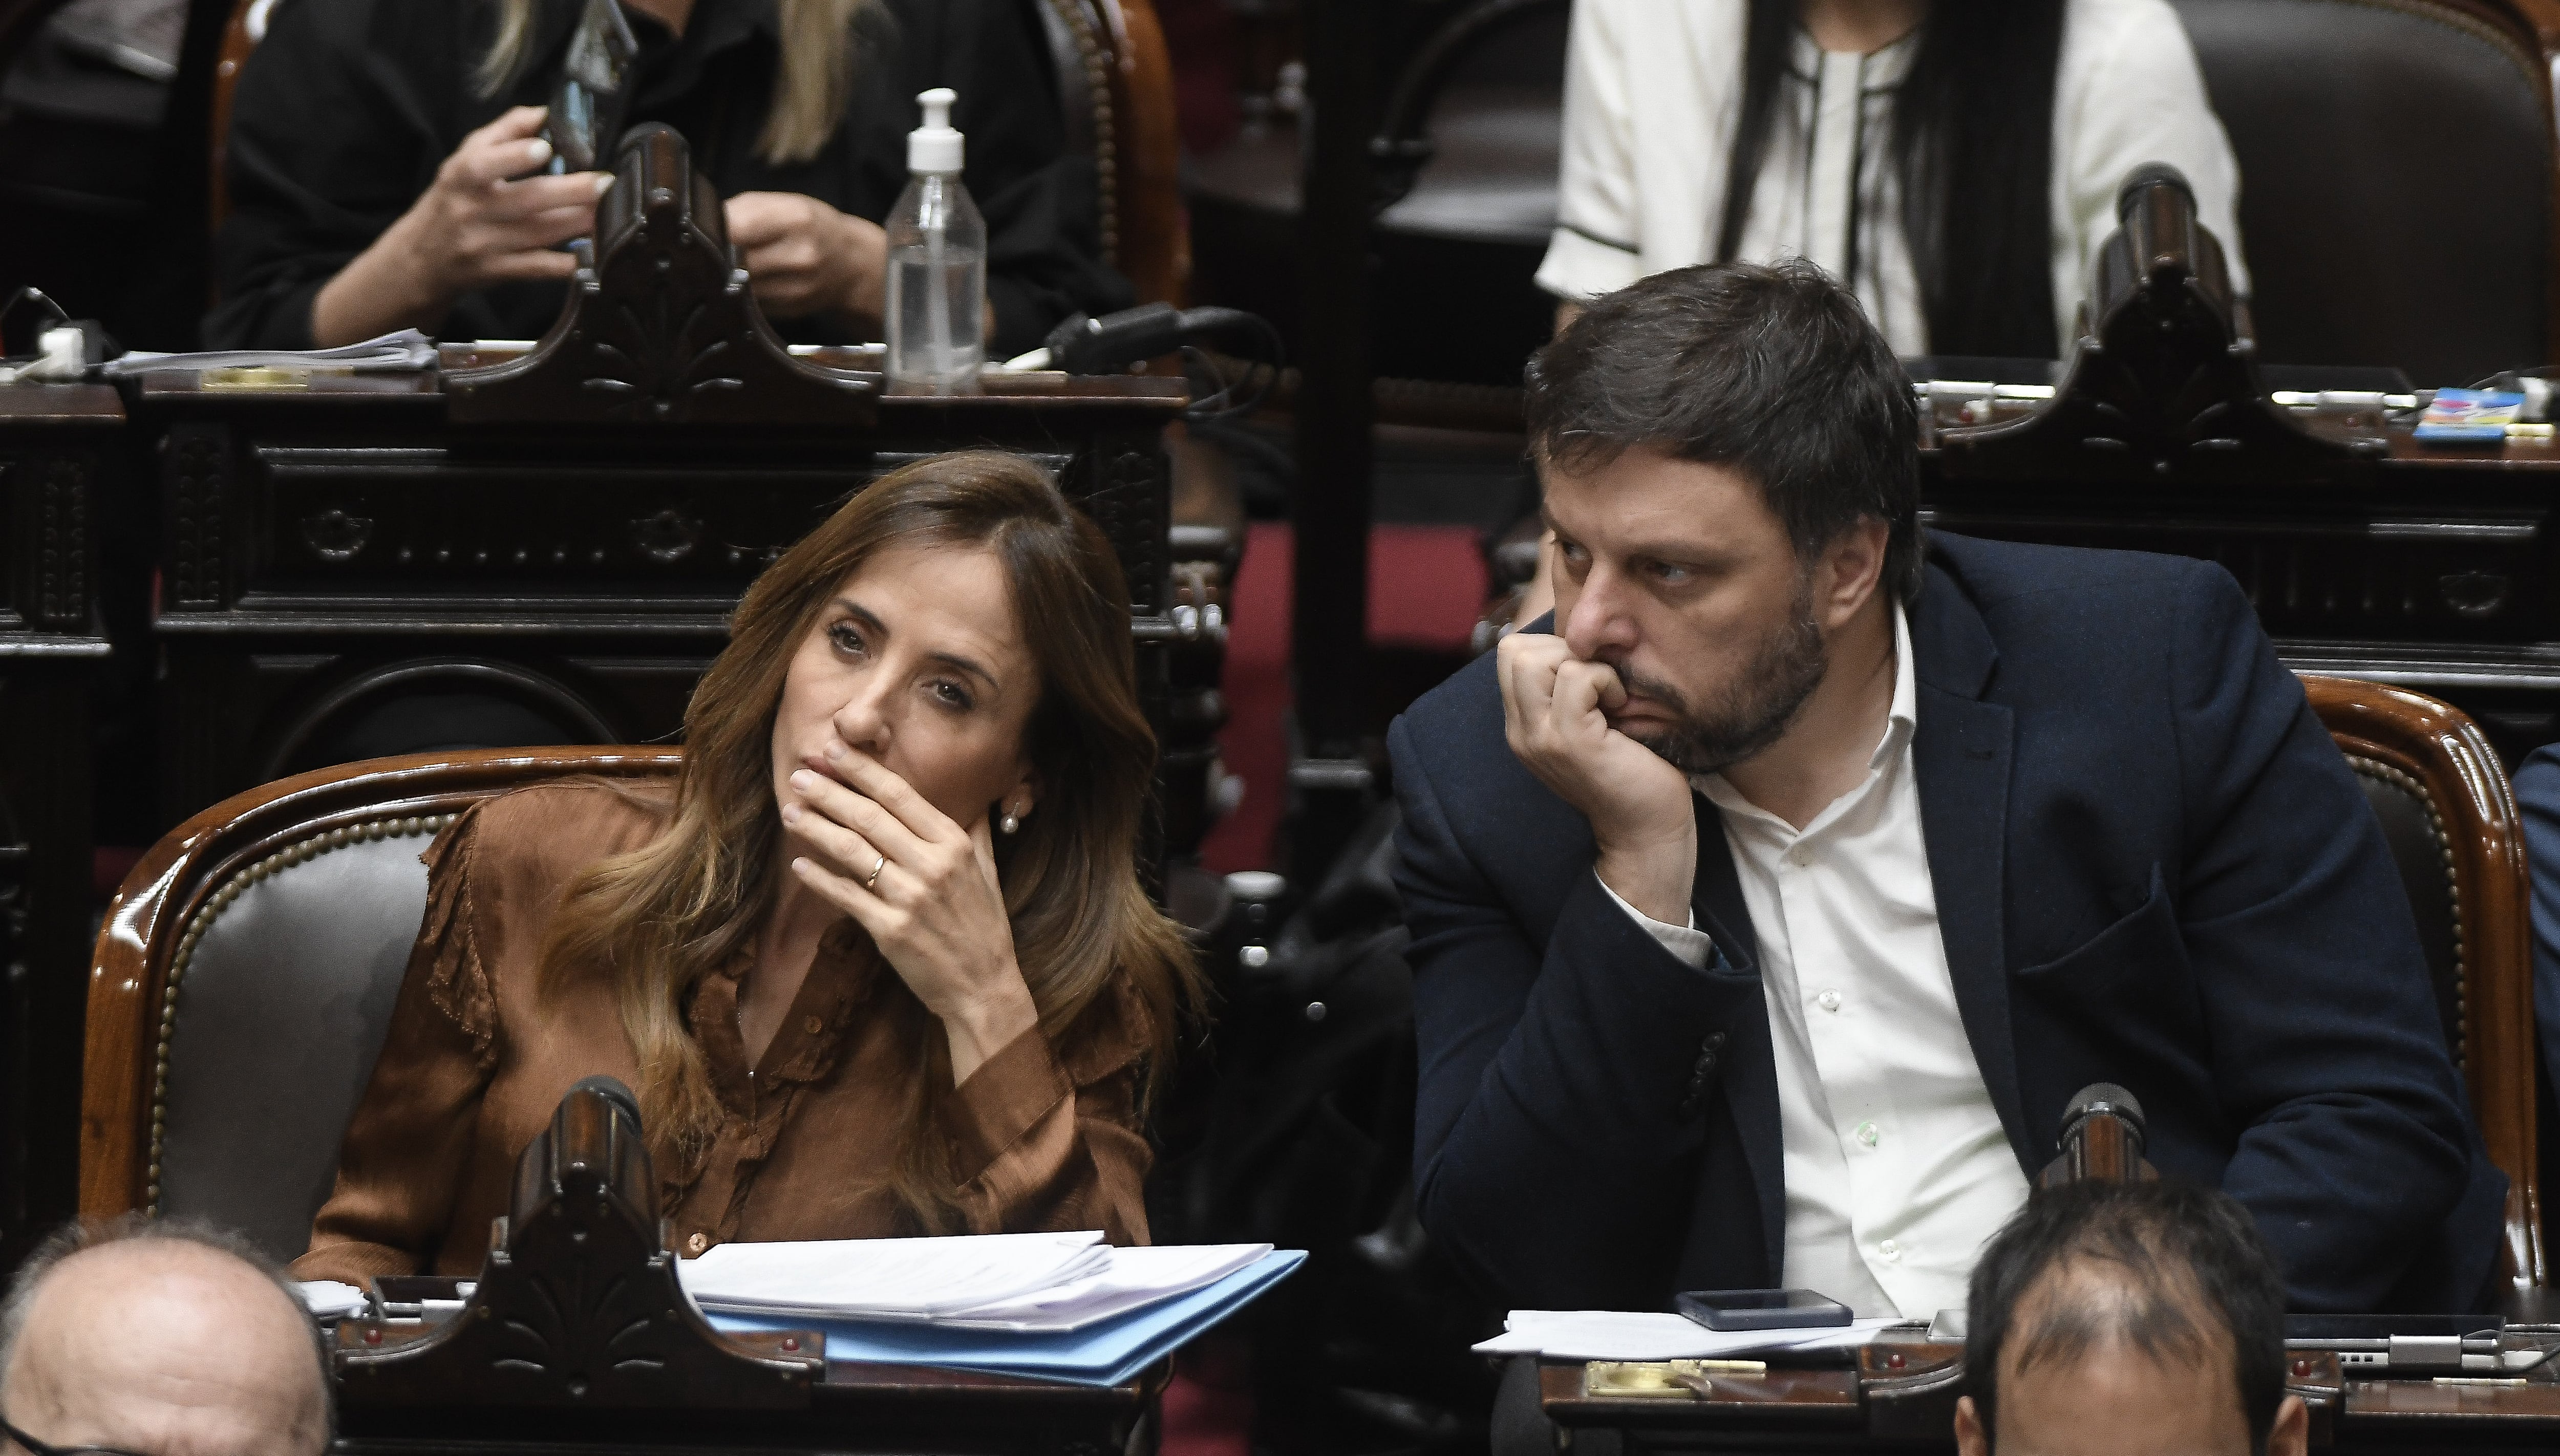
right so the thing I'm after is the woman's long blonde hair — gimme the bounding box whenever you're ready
[478,0,877,166]
[539,452,1201,1231]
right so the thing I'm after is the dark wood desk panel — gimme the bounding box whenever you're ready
[0,385,113,1272]
[1923,415,2560,764]
[1537,1342,2560,1455]
[334,1361,1164,1456]
[129,363,1189,829]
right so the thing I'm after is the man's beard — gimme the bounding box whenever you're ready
[1610,579,1828,777]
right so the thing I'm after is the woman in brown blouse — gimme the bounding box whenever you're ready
[292,451,1202,1284]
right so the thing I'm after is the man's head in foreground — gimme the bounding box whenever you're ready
[1957,1180,2306,1456]
[0,1216,331,1456]
[1521,259,1921,775]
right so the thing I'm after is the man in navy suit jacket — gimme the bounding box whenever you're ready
[1390,261,2503,1318]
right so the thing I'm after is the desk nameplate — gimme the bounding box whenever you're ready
[1539,1359,1862,1428]
[2344,1376,2560,1425]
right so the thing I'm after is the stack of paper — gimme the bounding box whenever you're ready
[99,330,438,377]
[679,1233,1304,1387]
[681,1231,1116,1323]
[1474,1310,1905,1361]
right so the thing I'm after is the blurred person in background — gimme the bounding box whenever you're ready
[207,0,1130,355]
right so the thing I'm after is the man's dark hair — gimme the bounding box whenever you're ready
[1524,260,1924,602]
[1966,1180,2287,1454]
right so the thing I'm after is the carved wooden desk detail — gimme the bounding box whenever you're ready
[0,384,113,1271]
[325,1083,1162,1456]
[1528,1341,2560,1453]
[1919,171,2560,761]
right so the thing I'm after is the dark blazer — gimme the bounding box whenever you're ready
[1389,532,2505,1315]
[2508,746,2560,1133]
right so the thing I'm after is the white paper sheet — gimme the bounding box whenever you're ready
[931,1243,1276,1331]
[680,1234,1277,1333]
[1472,1310,1906,1361]
[100,329,438,377]
[680,1230,1109,1320]
[294,1280,368,1319]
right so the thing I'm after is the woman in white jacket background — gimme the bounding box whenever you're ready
[1536,0,2246,359]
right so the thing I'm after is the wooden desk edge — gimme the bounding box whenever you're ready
[815,1359,1167,1405]
[1535,1358,1862,1426]
[0,383,125,422]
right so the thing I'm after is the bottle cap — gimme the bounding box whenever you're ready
[908,87,963,174]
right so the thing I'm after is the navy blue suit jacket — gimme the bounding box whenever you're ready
[2508,747,2560,1143]
[1389,533,2505,1314]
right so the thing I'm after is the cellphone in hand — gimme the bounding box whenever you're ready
[1675,1288,1854,1332]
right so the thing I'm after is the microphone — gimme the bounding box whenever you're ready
[2116,162,2194,220]
[1023,303,1275,376]
[2089,159,2234,332]
[509,1074,649,1228]
[568,1073,643,1133]
[2039,1082,2158,1188]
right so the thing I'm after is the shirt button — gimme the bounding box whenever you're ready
[1855,1120,1880,1148]
[686,1232,709,1255]
[803,1014,824,1035]
[1788,849,1811,867]
[1816,989,1843,1013]
[1879,1238,1902,1262]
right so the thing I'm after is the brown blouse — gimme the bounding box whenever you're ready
[290,782,1155,1285]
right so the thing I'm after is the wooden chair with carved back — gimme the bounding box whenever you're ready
[81,747,682,1257]
[2301,675,2547,1303]
[203,0,1188,303]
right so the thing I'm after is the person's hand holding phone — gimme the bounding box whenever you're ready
[311,106,613,346]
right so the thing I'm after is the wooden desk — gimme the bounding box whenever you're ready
[0,384,112,1268]
[335,1360,1165,1456]
[1538,1333,2560,1454]
[314,1078,1173,1456]
[1924,410,2560,764]
[131,353,1190,827]
[1910,172,2560,767]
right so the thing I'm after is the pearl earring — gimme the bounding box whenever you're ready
[1000,810,1021,835]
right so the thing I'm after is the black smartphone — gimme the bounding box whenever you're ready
[544,0,638,173]
[1675,1288,1855,1332]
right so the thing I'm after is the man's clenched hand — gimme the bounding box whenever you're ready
[1497,632,1697,924]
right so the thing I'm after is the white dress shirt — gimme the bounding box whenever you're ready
[1534,0,2248,356]
[1601,606,2030,1318]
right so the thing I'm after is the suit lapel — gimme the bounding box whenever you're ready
[1690,793,1788,1281]
[1908,573,2032,1166]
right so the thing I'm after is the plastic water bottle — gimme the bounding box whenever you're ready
[884,88,986,392]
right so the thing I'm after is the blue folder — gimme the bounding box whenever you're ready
[708,1248,1306,1388]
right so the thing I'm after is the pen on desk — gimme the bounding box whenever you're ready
[2432,1377,2530,1386]
[1694,1360,1766,1373]
[2510,423,2555,438]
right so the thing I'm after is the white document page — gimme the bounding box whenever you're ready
[680,1230,1108,1320]
[934,1243,1276,1332]
[1473,1310,1905,1361]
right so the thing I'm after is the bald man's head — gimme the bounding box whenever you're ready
[0,1218,330,1456]
[1953,1181,2303,1456]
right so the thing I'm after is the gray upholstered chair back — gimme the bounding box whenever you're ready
[156,814,451,1262]
[2168,0,2552,383]
[83,748,686,1260]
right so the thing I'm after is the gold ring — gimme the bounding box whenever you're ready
[865,852,886,891]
